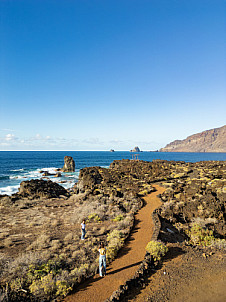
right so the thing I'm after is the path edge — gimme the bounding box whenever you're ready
[105,185,163,302]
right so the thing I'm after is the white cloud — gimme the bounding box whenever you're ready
[5,134,15,141]
[0,133,161,150]
[0,134,19,146]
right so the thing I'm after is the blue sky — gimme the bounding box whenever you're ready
[0,0,225,151]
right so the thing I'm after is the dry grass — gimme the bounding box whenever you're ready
[0,188,141,301]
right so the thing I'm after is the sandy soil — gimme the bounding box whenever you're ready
[64,185,165,302]
[126,244,226,302]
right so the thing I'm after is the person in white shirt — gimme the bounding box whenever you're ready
[81,219,86,240]
[99,242,107,277]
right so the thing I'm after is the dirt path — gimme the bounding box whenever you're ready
[64,185,164,302]
[127,244,226,302]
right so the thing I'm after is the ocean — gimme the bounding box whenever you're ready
[0,151,226,196]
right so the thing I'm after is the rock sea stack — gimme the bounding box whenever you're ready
[62,156,75,172]
[131,146,141,152]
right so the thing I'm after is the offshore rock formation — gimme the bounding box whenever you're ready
[130,146,141,152]
[62,156,75,172]
[160,125,226,152]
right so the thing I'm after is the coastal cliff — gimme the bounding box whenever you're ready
[160,125,226,152]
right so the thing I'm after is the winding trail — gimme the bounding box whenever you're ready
[65,185,164,302]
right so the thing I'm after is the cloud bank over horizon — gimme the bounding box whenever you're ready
[0,131,160,151]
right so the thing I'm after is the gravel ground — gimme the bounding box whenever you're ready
[126,244,226,302]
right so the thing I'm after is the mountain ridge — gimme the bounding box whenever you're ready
[160,125,226,152]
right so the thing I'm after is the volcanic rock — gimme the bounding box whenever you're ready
[62,156,75,172]
[54,172,62,177]
[17,179,69,199]
[131,146,141,152]
[42,171,53,176]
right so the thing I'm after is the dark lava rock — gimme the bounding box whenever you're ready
[131,146,141,152]
[62,156,75,172]
[42,171,54,176]
[54,172,62,177]
[78,167,103,192]
[16,179,69,199]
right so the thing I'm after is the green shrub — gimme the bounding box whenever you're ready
[145,241,168,261]
[112,214,124,222]
[210,238,226,250]
[107,230,124,261]
[55,280,72,297]
[70,263,89,282]
[29,273,56,297]
[187,223,215,246]
[27,259,63,282]
[87,213,101,223]
[26,258,72,299]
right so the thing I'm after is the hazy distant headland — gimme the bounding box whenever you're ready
[160,125,226,152]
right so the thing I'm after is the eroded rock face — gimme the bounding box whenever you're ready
[62,156,75,172]
[78,167,103,192]
[17,179,68,199]
[131,146,141,152]
[160,125,226,152]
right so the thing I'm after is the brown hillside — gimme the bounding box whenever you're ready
[160,125,226,152]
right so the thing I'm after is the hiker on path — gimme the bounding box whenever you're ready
[81,219,86,240]
[99,242,107,277]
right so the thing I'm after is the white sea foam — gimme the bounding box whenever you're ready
[10,168,24,172]
[39,167,59,174]
[0,185,20,196]
[9,175,25,180]
[2,166,78,196]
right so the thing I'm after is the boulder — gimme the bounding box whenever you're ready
[78,167,103,192]
[54,172,62,177]
[42,171,53,176]
[17,179,69,199]
[62,156,75,172]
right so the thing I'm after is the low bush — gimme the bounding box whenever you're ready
[87,213,101,223]
[112,214,124,222]
[187,223,215,246]
[106,230,124,261]
[145,241,168,261]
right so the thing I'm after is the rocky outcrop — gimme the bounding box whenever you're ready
[105,159,226,302]
[130,146,141,152]
[61,156,75,172]
[158,161,226,237]
[77,167,103,193]
[160,125,226,152]
[16,179,69,199]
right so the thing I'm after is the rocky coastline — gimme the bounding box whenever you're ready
[160,125,226,152]
[0,158,225,301]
